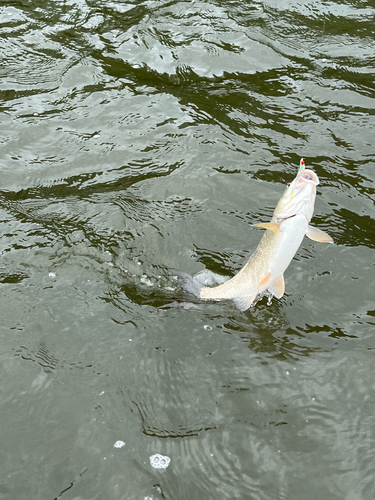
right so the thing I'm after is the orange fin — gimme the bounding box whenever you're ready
[306,225,334,244]
[253,222,281,233]
[233,294,257,312]
[259,271,271,288]
[267,274,285,299]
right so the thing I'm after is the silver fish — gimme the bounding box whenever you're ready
[200,159,333,311]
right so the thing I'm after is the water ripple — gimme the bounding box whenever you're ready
[1,1,375,499]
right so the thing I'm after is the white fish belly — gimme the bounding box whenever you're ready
[266,214,307,279]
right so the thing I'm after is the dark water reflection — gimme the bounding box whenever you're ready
[1,0,375,498]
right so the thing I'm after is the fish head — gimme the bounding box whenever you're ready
[274,159,320,222]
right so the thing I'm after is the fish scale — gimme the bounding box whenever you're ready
[200,159,333,311]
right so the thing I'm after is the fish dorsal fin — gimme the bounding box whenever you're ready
[306,225,334,244]
[267,274,285,299]
[232,294,257,312]
[253,222,281,233]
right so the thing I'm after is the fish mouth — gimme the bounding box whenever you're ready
[287,168,319,205]
[290,169,319,206]
[288,160,319,197]
[296,169,319,187]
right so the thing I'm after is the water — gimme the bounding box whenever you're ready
[1,0,374,498]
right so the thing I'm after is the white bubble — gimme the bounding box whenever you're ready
[204,325,212,331]
[114,440,125,448]
[140,275,153,286]
[150,453,170,469]
[49,272,56,278]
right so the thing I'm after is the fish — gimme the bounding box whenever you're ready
[200,159,333,311]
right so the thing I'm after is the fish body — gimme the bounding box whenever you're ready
[200,160,333,311]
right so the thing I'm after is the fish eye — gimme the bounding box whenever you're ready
[287,183,291,188]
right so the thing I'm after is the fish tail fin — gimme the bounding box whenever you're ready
[232,294,257,311]
[178,272,205,298]
[178,270,228,299]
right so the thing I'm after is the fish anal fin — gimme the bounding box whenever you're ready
[268,274,285,299]
[233,294,257,312]
[253,222,281,233]
[259,271,271,288]
[306,225,334,244]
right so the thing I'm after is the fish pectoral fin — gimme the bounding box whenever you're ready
[267,274,285,298]
[233,294,257,312]
[306,225,334,244]
[253,222,282,233]
[259,271,271,288]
